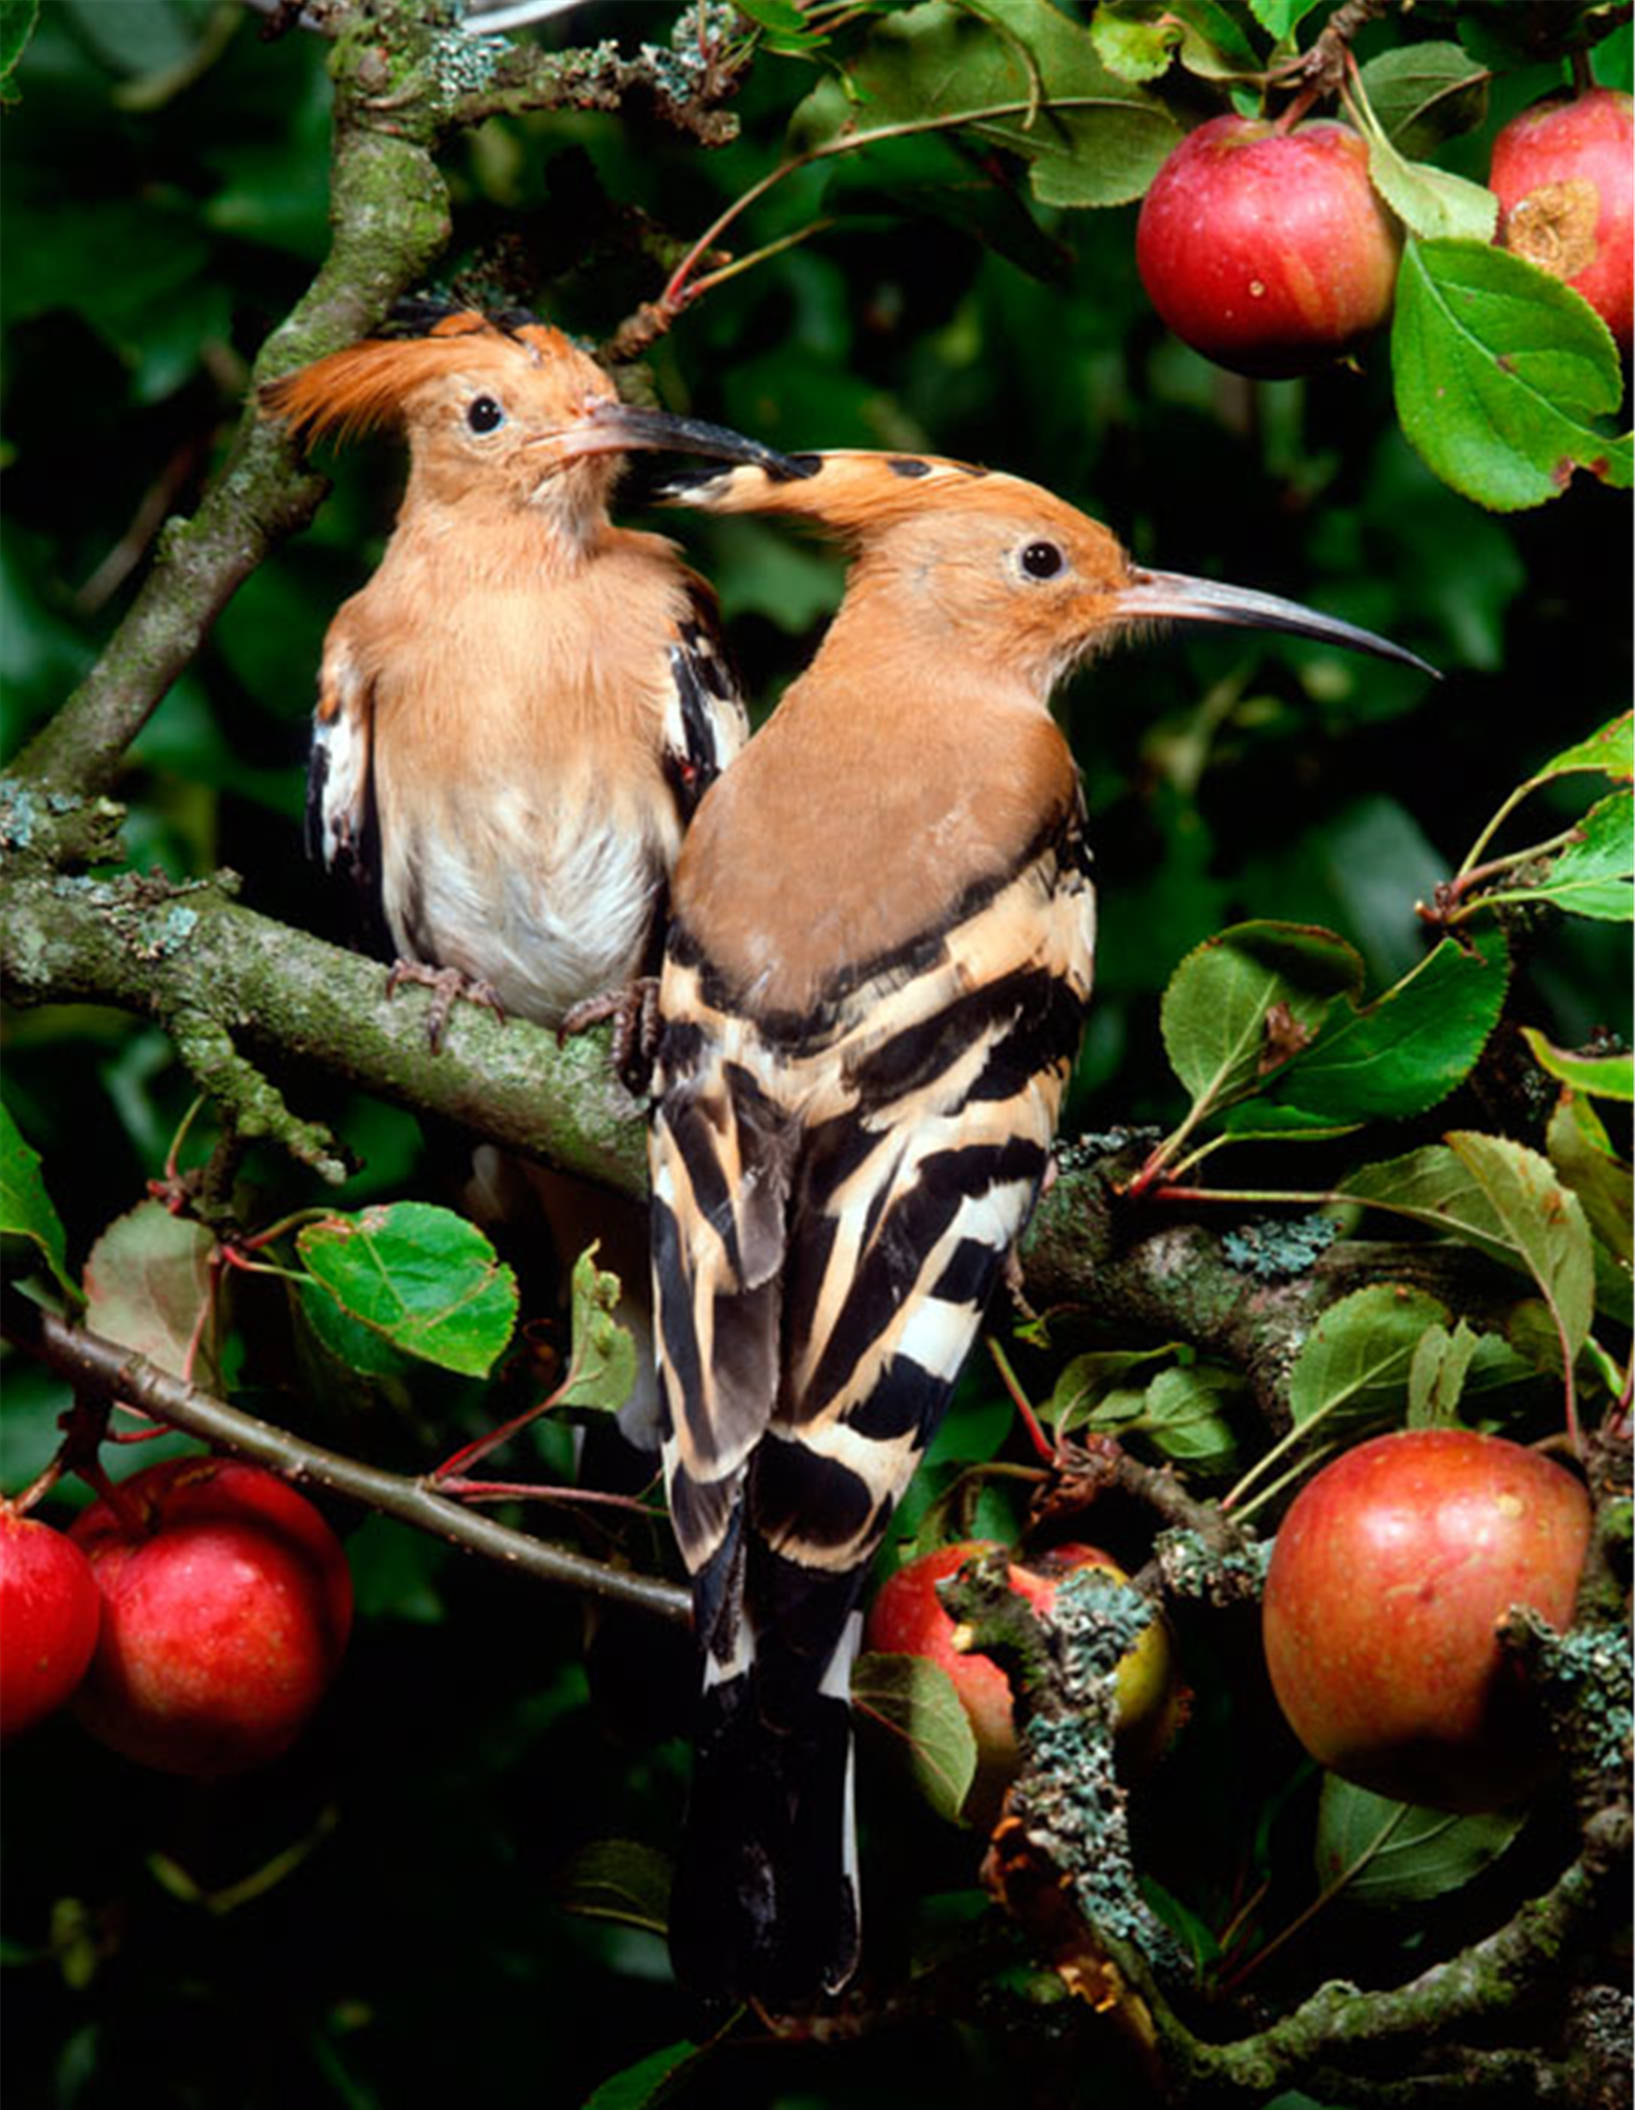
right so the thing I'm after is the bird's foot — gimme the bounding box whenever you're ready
[559,977,661,1095]
[384,959,507,1053]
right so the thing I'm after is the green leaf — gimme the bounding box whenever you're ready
[1247,0,1322,35]
[1546,1091,1634,1267]
[1219,930,1509,1135]
[1444,1133,1594,1365]
[1341,1136,1607,1321]
[1392,237,1633,512]
[0,1098,74,1297]
[583,2041,709,2110]
[1356,43,1491,156]
[854,1650,979,1825]
[296,1203,518,1378]
[792,0,1181,211]
[1406,1319,1481,1427]
[1045,1342,1183,1433]
[1526,1029,1635,1104]
[1161,921,1364,1116]
[83,1199,219,1389]
[1316,1776,1524,1907]
[0,0,40,101]
[1535,711,1633,786]
[1287,1285,1451,1436]
[1140,1363,1243,1470]
[558,1244,637,1414]
[1482,790,1634,921]
[1088,6,1180,84]
[553,1839,673,1936]
[1365,139,1496,245]
[1307,1772,1527,1907]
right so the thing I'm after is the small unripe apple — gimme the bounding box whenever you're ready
[1262,1430,1591,1812]
[1136,115,1401,378]
[71,1458,352,1779]
[1491,87,1633,349]
[0,1508,102,1738]
[866,1539,1178,1811]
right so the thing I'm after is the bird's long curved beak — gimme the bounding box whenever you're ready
[1117,568,1438,678]
[532,400,809,480]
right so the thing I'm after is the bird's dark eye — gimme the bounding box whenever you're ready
[467,395,506,434]
[1020,540,1064,580]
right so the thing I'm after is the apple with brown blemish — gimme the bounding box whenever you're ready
[1491,86,1633,350]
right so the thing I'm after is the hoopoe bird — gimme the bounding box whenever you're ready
[648,450,1433,2008]
[261,307,799,1440]
[260,306,797,1058]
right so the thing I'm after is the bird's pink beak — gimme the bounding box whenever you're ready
[1115,567,1437,677]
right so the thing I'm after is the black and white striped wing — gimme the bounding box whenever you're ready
[305,635,387,956]
[660,578,749,832]
[653,806,1095,2007]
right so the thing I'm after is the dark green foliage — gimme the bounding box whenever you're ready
[2,2,1630,2105]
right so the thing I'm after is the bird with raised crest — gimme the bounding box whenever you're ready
[646,448,1435,2010]
[261,305,800,1439]
[260,305,799,1065]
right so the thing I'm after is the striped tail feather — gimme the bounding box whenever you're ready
[669,1602,862,2010]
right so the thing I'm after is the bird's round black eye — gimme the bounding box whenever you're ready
[467,395,506,434]
[1020,540,1064,579]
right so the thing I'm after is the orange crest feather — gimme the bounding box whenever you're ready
[259,310,594,447]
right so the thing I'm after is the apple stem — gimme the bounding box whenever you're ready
[985,1335,1057,1467]
[4,1453,66,1518]
[1570,47,1595,97]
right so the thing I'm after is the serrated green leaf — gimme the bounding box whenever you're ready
[791,0,1180,211]
[0,1098,74,1297]
[1161,921,1364,1115]
[1545,1092,1633,1267]
[1219,929,1509,1134]
[1482,790,1634,921]
[1316,1777,1524,1907]
[855,1650,979,1825]
[1089,7,1179,84]
[1406,1319,1481,1427]
[1288,1284,1450,1436]
[1365,135,1496,244]
[559,1243,637,1414]
[1357,43,1491,156]
[1392,237,1633,511]
[553,1839,673,1936]
[84,1199,218,1389]
[1526,1030,1635,1105]
[297,1203,517,1378]
[1350,1139,1603,1333]
[1535,711,1633,785]
[584,2041,708,2110]
[1445,1133,1594,1364]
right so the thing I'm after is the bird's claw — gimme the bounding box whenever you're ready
[384,959,507,1052]
[559,977,661,1095]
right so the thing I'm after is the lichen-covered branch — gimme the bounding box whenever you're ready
[6,1298,690,1626]
[0,819,647,1197]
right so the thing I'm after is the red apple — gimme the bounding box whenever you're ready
[1136,115,1401,378]
[866,1539,1178,1812]
[0,1507,102,1738]
[71,1457,352,1779]
[1262,1430,1591,1812]
[1491,87,1633,349]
